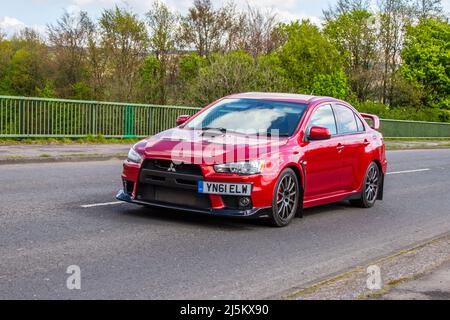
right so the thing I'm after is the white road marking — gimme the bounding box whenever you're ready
[387,168,431,175]
[81,201,124,208]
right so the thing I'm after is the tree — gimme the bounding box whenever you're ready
[414,0,443,19]
[178,52,207,82]
[85,30,108,100]
[99,6,149,102]
[184,50,289,106]
[240,6,279,58]
[378,0,413,105]
[255,53,291,93]
[48,11,94,98]
[184,50,255,105]
[0,37,12,94]
[138,55,162,103]
[178,0,237,56]
[401,18,450,112]
[146,1,178,104]
[324,10,378,100]
[323,0,371,20]
[276,20,345,94]
[311,70,351,99]
[3,29,50,96]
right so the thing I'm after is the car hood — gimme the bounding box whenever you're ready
[142,128,288,164]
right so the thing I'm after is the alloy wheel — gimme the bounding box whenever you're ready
[276,174,298,221]
[365,165,379,203]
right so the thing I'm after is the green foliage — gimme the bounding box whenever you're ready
[255,53,291,92]
[184,50,292,106]
[178,53,207,82]
[354,101,447,122]
[184,50,256,105]
[277,20,345,93]
[36,80,56,98]
[0,40,13,94]
[324,10,376,67]
[323,10,377,101]
[139,55,162,103]
[71,81,91,100]
[401,18,450,110]
[311,70,351,100]
[0,2,449,124]
[100,6,149,102]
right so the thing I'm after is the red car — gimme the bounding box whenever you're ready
[117,93,387,227]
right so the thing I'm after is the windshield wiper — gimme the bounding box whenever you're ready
[200,127,228,133]
[256,132,290,137]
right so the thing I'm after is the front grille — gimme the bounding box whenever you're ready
[137,184,211,208]
[136,159,210,209]
[143,159,203,176]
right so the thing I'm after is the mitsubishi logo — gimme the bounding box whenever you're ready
[167,162,177,172]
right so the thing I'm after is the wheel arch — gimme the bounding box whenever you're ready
[282,163,305,217]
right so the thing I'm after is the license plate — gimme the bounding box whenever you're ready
[198,181,252,196]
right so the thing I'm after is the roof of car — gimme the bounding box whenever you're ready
[225,92,338,104]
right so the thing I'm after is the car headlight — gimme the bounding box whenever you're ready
[214,160,265,175]
[127,147,142,163]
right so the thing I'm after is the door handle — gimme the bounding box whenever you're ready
[336,144,345,152]
[363,139,371,146]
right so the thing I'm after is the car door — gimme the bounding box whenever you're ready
[332,104,367,192]
[304,104,345,199]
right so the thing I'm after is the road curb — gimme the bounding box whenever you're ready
[274,232,450,300]
[0,154,126,165]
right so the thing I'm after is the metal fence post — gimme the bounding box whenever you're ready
[19,98,25,136]
[124,105,135,138]
[92,103,97,136]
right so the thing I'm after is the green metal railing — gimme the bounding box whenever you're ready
[380,119,450,138]
[0,96,200,138]
[0,96,449,138]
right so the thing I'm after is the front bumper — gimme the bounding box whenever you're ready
[116,190,270,218]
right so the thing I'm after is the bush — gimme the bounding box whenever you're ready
[310,70,351,100]
[354,101,446,122]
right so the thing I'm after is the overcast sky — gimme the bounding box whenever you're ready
[1,0,449,37]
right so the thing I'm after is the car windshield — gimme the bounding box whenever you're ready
[184,99,308,136]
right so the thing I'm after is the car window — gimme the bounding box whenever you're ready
[355,114,365,132]
[307,104,337,135]
[333,105,358,134]
[184,99,307,136]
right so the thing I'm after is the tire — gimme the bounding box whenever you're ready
[350,162,380,208]
[269,168,300,227]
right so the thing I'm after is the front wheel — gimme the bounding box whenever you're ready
[350,162,380,208]
[269,168,300,227]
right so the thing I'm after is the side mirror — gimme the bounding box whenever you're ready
[308,126,331,141]
[176,115,191,126]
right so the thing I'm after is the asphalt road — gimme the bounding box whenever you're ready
[0,149,449,299]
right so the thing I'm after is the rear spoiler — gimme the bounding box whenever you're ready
[360,113,380,130]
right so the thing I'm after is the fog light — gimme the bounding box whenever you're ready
[239,197,251,208]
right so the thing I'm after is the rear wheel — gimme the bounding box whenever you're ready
[350,162,380,208]
[269,169,300,227]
